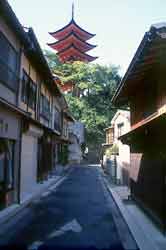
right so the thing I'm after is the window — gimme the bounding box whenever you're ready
[63,121,68,137]
[117,123,124,137]
[29,80,37,110]
[54,107,61,132]
[0,32,18,91]
[21,70,29,104]
[106,128,114,144]
[0,139,15,191]
[40,94,50,121]
[21,70,37,110]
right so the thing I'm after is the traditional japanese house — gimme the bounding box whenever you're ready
[18,27,63,198]
[102,110,130,185]
[0,0,28,209]
[52,91,75,166]
[112,23,166,230]
[0,0,73,210]
[101,126,114,170]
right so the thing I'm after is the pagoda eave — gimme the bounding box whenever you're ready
[48,42,96,53]
[58,47,98,63]
[49,19,95,41]
[47,32,96,52]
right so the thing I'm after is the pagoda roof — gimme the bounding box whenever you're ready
[48,31,96,53]
[49,18,95,41]
[57,44,98,62]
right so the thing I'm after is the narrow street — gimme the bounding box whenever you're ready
[5,166,138,250]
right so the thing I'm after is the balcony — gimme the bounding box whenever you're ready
[0,58,19,92]
[40,111,50,121]
[106,127,114,145]
[106,135,114,145]
[54,121,61,133]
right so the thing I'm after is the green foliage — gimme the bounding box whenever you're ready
[105,144,119,157]
[44,50,121,153]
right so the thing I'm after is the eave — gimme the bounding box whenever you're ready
[0,97,61,136]
[112,25,166,106]
[102,143,113,147]
[0,0,62,98]
[0,0,30,48]
[112,32,150,105]
[27,28,61,97]
[119,104,166,146]
[64,110,75,122]
[49,18,95,41]
[48,31,96,52]
[104,126,114,131]
[57,44,98,62]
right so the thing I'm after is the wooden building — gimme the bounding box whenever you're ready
[112,23,166,230]
[105,126,114,146]
[102,110,130,185]
[0,0,74,210]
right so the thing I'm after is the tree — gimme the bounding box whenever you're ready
[44,50,121,161]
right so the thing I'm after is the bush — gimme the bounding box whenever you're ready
[105,144,119,157]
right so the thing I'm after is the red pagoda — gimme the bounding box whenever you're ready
[48,4,97,63]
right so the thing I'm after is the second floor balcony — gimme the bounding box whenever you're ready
[105,127,114,145]
[54,120,61,133]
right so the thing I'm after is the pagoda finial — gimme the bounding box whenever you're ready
[72,2,74,20]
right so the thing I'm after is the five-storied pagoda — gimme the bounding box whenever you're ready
[48,3,97,63]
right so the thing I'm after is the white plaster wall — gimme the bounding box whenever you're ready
[20,133,38,201]
[0,106,19,139]
[69,121,84,144]
[116,155,122,181]
[113,110,130,143]
[68,134,82,163]
[111,110,130,184]
[68,122,85,164]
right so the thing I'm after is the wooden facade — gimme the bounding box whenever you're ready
[112,23,166,231]
[105,127,114,145]
[0,0,74,209]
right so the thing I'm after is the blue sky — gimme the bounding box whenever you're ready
[8,0,166,75]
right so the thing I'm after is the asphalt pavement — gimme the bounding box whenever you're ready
[4,165,138,250]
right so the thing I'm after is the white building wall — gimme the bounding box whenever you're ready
[69,121,85,144]
[113,110,130,184]
[20,125,43,202]
[104,110,130,185]
[68,122,85,164]
[20,134,38,201]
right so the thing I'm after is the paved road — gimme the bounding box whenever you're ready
[6,166,137,250]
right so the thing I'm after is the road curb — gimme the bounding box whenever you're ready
[0,169,72,242]
[98,171,138,250]
[103,176,157,250]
